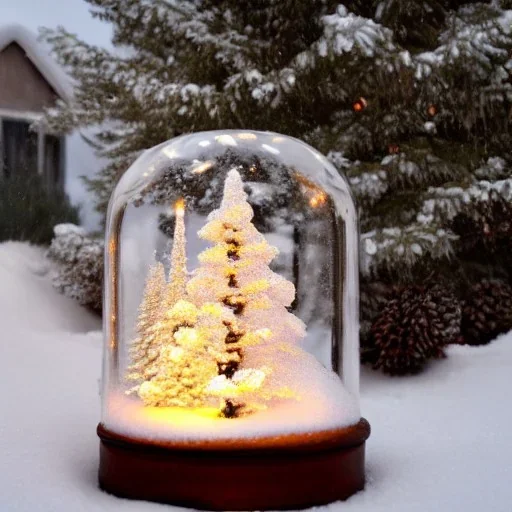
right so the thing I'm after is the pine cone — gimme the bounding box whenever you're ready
[369,285,461,375]
[461,279,512,346]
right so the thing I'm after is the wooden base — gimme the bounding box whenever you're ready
[98,419,370,510]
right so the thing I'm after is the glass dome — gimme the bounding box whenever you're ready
[101,130,361,441]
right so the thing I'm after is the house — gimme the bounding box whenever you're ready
[0,24,71,190]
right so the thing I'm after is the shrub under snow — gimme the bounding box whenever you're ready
[47,224,103,314]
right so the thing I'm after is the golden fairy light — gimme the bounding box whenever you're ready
[353,97,368,112]
[174,198,185,216]
[292,172,329,209]
[309,191,327,208]
[427,104,437,117]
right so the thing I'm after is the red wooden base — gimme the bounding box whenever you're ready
[97,419,370,510]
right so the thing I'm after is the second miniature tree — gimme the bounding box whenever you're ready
[127,198,188,391]
[164,198,188,310]
[127,197,229,408]
[126,261,166,385]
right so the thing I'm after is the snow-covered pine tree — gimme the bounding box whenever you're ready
[136,299,228,408]
[127,196,188,388]
[126,262,167,385]
[164,198,188,309]
[127,200,240,410]
[187,169,306,345]
[41,0,395,215]
[45,1,512,354]
[187,169,305,415]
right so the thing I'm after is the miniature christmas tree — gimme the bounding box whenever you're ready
[187,168,306,416]
[137,300,229,408]
[126,173,303,416]
[125,194,260,412]
[164,198,188,309]
[126,261,166,385]
[127,196,197,403]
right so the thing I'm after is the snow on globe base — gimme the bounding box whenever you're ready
[98,131,370,510]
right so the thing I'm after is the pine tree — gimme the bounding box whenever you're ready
[137,299,228,408]
[187,169,305,416]
[126,261,166,384]
[127,196,188,389]
[126,186,295,414]
[164,198,188,309]
[187,169,306,344]
[126,197,238,409]
[45,1,512,348]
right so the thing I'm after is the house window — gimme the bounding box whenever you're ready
[2,119,38,177]
[44,134,61,186]
[1,117,63,187]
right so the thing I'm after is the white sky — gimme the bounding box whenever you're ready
[0,0,112,48]
[0,0,113,230]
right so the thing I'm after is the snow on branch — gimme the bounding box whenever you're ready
[180,17,255,72]
[414,5,512,79]
[361,225,458,277]
[317,5,395,58]
[380,152,458,189]
[474,157,508,180]
[47,224,103,313]
[225,5,397,111]
[347,164,388,206]
[418,175,512,226]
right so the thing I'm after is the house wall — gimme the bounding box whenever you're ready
[0,42,58,112]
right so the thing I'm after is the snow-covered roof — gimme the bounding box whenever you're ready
[0,24,72,101]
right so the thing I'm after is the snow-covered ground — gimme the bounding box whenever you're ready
[0,242,511,511]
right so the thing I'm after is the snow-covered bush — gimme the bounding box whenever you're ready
[47,224,103,314]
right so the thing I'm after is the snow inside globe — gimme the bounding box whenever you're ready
[98,130,370,510]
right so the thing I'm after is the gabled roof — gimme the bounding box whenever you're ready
[0,24,72,102]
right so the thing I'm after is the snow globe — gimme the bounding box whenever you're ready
[98,130,370,510]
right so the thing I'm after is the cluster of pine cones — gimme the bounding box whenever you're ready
[363,193,512,375]
[362,279,512,375]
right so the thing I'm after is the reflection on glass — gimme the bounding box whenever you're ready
[102,130,360,441]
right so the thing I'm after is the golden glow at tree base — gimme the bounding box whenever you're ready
[125,169,305,418]
[134,406,226,427]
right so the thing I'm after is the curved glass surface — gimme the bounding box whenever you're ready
[102,130,360,441]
